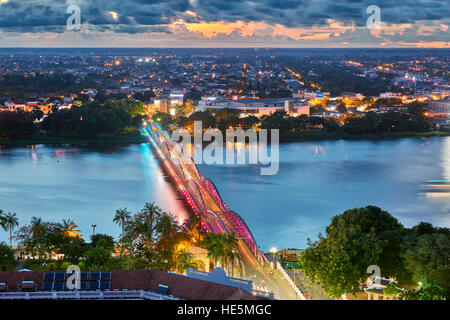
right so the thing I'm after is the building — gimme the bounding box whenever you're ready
[380,92,403,99]
[426,98,450,119]
[0,269,267,300]
[378,105,408,113]
[364,276,399,300]
[293,90,330,99]
[196,98,309,117]
[154,98,170,113]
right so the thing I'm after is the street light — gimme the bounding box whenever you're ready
[270,247,277,270]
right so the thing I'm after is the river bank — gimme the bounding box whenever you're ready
[278,130,450,142]
[2,130,450,147]
[0,133,147,146]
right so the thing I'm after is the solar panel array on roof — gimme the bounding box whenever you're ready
[99,282,110,290]
[100,272,111,281]
[88,281,99,291]
[54,272,65,281]
[90,272,100,281]
[53,282,65,291]
[80,282,89,291]
[42,271,112,291]
[43,273,54,281]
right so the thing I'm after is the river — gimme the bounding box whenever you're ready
[1,137,450,250]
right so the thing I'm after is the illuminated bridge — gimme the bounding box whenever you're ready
[142,123,268,271]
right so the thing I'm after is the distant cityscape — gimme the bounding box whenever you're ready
[0,48,448,124]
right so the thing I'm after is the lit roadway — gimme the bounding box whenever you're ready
[199,188,299,300]
[143,124,300,300]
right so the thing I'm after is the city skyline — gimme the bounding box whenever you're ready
[0,0,448,48]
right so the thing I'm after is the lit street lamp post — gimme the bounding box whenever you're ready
[270,247,277,270]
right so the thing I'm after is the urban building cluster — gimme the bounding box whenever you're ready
[1,48,448,128]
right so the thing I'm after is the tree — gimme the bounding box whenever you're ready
[113,208,132,237]
[238,116,260,130]
[121,202,187,271]
[260,111,292,133]
[186,111,216,130]
[300,228,382,298]
[224,233,240,277]
[183,213,205,244]
[0,242,15,271]
[152,111,173,130]
[59,237,86,264]
[402,232,450,283]
[84,244,114,270]
[0,111,37,139]
[176,250,204,274]
[406,100,427,115]
[202,232,228,269]
[134,90,155,103]
[58,219,81,239]
[300,206,404,298]
[400,279,448,300]
[2,212,19,247]
[83,232,116,270]
[383,282,401,299]
[214,108,241,122]
[90,234,115,252]
[0,210,5,232]
[14,218,60,260]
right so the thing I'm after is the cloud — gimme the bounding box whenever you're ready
[1,0,449,30]
[0,0,448,47]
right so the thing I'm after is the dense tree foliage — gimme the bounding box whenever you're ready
[400,279,448,300]
[287,63,392,96]
[0,98,146,140]
[0,111,38,139]
[402,223,450,285]
[42,99,145,137]
[0,242,15,271]
[300,207,450,299]
[119,202,188,271]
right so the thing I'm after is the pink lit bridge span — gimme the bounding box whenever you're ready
[142,123,268,273]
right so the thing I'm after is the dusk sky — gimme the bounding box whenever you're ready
[0,0,449,48]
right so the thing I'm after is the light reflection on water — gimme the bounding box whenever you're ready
[1,138,450,250]
[0,143,189,242]
[198,137,450,250]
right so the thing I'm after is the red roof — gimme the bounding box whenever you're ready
[0,269,261,300]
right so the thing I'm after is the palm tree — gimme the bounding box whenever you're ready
[113,208,131,237]
[29,216,46,259]
[91,224,97,235]
[139,202,163,244]
[183,213,204,244]
[30,216,43,234]
[59,219,81,239]
[203,232,228,269]
[224,233,240,277]
[0,210,5,231]
[176,250,204,274]
[3,212,19,247]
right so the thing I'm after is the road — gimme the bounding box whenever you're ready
[145,124,301,300]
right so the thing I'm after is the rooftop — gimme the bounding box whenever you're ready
[0,269,263,300]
